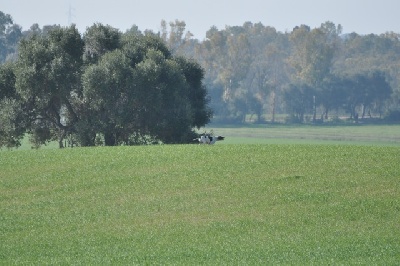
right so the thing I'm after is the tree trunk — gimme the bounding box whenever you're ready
[58,129,66,148]
[104,132,116,146]
[362,104,367,119]
[312,95,316,123]
[271,90,276,123]
[324,108,329,120]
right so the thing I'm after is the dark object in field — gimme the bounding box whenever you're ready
[194,134,225,144]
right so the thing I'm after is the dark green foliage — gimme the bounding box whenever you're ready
[83,23,121,64]
[174,56,212,127]
[13,25,84,148]
[0,98,25,148]
[81,29,211,145]
[0,62,16,99]
[0,22,211,148]
[0,63,25,148]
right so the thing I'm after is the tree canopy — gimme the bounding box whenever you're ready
[0,20,212,148]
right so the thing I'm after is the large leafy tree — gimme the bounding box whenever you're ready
[14,25,84,148]
[81,30,211,145]
[138,50,194,143]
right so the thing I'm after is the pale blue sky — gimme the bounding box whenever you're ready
[2,0,399,39]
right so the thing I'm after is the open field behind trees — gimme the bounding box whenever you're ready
[206,124,400,146]
[1,144,400,264]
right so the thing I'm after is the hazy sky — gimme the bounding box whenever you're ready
[2,0,400,39]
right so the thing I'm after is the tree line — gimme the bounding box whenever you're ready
[164,20,399,124]
[1,12,400,148]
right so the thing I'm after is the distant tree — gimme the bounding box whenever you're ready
[197,27,229,118]
[28,23,41,34]
[0,11,13,62]
[336,71,391,119]
[202,28,253,122]
[0,11,12,32]
[224,33,252,122]
[343,73,367,119]
[262,42,289,122]
[334,32,399,114]
[168,19,186,52]
[360,71,392,118]
[289,23,341,121]
[0,11,22,63]
[159,19,196,57]
[160,19,168,42]
[319,75,348,119]
[283,83,315,123]
[289,24,336,85]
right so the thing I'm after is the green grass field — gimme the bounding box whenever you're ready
[1,144,400,264]
[206,124,400,146]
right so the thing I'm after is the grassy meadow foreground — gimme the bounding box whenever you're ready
[1,144,399,264]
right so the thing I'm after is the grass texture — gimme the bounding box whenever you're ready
[1,144,400,264]
[207,124,400,145]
